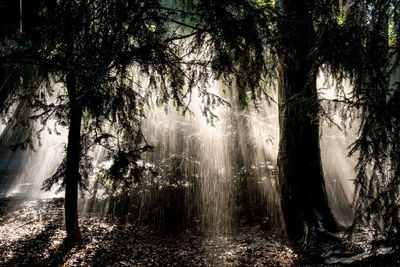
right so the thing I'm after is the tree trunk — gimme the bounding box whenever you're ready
[65,73,82,243]
[277,0,338,244]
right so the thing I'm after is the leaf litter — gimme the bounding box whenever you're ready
[0,198,299,266]
[2,198,392,266]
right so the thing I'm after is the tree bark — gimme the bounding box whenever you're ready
[277,0,338,244]
[65,73,82,243]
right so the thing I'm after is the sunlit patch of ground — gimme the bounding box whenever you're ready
[0,198,64,265]
[0,198,299,266]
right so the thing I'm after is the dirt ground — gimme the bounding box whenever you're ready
[0,198,397,266]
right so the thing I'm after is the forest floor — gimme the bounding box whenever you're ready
[0,198,398,266]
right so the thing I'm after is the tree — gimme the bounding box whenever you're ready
[1,0,189,243]
[275,0,339,243]
[338,1,400,249]
[185,0,337,243]
[188,0,400,245]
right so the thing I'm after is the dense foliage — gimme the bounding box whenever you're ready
[0,0,199,241]
[1,0,400,249]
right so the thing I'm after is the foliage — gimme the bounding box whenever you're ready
[321,1,400,250]
[189,0,400,247]
[1,0,400,248]
[1,0,195,191]
[179,0,400,246]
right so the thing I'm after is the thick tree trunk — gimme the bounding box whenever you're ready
[277,0,337,244]
[65,73,82,243]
